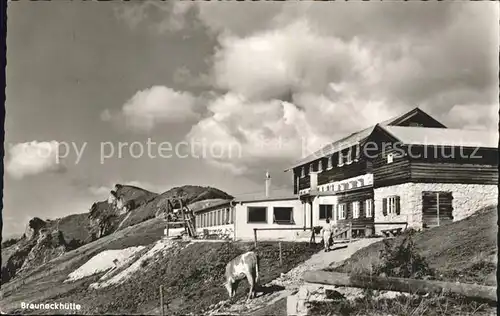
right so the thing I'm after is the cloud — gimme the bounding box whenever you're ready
[102,85,201,132]
[118,2,499,176]
[6,141,66,179]
[446,104,499,131]
[173,66,213,88]
[187,21,401,173]
[114,1,197,34]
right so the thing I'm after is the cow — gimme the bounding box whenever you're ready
[224,251,260,301]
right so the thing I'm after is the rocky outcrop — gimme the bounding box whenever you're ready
[18,230,68,274]
[1,222,69,284]
[1,238,37,283]
[24,217,47,240]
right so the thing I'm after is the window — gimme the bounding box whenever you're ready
[319,204,333,220]
[345,149,353,165]
[318,160,323,172]
[352,201,360,219]
[354,144,360,162]
[225,208,230,224]
[301,167,305,178]
[365,199,373,218]
[409,122,423,127]
[327,156,333,169]
[273,207,294,224]
[248,207,267,223]
[382,196,400,216]
[338,203,347,220]
[387,153,394,164]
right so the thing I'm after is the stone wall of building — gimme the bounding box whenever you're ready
[374,183,498,234]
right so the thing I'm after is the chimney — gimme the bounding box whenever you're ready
[265,171,271,197]
[310,172,318,193]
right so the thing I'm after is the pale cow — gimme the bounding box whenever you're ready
[224,251,260,301]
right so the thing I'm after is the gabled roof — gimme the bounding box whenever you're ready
[285,107,444,171]
[235,194,298,203]
[189,199,232,213]
[233,187,297,203]
[379,107,447,128]
[381,126,498,149]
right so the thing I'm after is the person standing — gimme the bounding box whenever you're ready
[321,218,333,252]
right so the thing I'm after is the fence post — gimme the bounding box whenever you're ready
[279,241,283,267]
[348,222,352,243]
[159,285,164,316]
[436,192,440,227]
[254,229,257,248]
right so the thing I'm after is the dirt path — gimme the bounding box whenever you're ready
[207,238,382,316]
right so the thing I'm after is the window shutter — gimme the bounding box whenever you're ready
[382,198,387,216]
[395,196,401,215]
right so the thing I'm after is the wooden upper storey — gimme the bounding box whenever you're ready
[289,108,498,193]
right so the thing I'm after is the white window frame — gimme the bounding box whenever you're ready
[345,149,353,165]
[386,196,397,215]
[327,156,333,170]
[387,153,394,164]
[352,201,360,219]
[247,206,268,224]
[365,199,373,218]
[338,204,347,220]
[273,207,294,224]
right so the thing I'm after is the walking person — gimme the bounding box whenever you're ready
[320,218,333,252]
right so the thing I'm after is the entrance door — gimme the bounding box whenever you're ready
[422,191,453,228]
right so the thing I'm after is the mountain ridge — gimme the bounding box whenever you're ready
[1,183,232,285]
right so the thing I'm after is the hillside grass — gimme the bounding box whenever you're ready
[2,217,322,315]
[330,205,498,286]
[0,218,166,310]
[309,292,496,316]
[5,240,321,315]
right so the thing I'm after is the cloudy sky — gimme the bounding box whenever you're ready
[4,1,498,235]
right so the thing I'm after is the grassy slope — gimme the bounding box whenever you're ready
[1,218,166,312]
[3,231,321,315]
[332,205,498,286]
[57,241,321,316]
[2,210,321,316]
